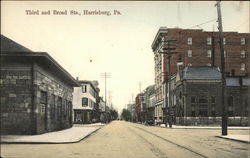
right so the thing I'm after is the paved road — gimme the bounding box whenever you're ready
[1,121,249,158]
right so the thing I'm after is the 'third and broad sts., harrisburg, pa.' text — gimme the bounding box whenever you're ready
[25,9,122,16]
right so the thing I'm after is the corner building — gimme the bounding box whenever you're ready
[1,35,79,134]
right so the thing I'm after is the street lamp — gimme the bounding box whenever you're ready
[158,39,176,128]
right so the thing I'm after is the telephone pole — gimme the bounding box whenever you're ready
[159,39,176,128]
[100,72,111,112]
[215,1,227,135]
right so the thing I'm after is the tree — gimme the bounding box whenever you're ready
[110,109,118,120]
[121,109,132,121]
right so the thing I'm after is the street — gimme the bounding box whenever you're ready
[1,121,249,158]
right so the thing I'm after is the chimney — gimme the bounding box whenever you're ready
[76,77,79,80]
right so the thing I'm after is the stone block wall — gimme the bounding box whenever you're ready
[1,69,33,134]
[33,64,73,134]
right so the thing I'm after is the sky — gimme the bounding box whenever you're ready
[1,1,249,114]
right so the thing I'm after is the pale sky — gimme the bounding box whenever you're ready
[1,1,249,113]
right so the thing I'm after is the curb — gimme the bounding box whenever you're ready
[0,126,104,144]
[216,136,250,143]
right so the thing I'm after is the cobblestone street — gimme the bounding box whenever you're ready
[1,121,249,158]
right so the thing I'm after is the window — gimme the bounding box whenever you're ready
[240,50,246,58]
[191,97,196,103]
[82,97,88,106]
[187,50,192,57]
[207,50,212,57]
[241,37,245,45]
[207,63,211,66]
[207,37,212,45]
[211,111,216,117]
[240,63,245,71]
[82,85,87,93]
[41,91,47,104]
[199,98,208,103]
[191,111,196,117]
[40,91,47,113]
[199,110,208,117]
[187,37,192,45]
[211,96,216,103]
[57,97,62,120]
[223,38,226,45]
[188,63,192,66]
[51,94,56,120]
[224,50,226,57]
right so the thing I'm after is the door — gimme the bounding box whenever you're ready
[40,91,48,132]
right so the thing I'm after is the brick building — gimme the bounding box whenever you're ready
[152,27,250,78]
[151,28,250,125]
[135,93,144,122]
[1,35,79,134]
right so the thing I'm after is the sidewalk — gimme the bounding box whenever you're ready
[158,124,249,143]
[217,135,250,143]
[1,123,105,144]
[159,124,249,130]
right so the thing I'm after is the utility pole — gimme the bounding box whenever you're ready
[212,24,215,67]
[159,39,176,128]
[100,72,111,122]
[215,1,227,135]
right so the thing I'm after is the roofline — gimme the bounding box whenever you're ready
[78,80,98,93]
[1,51,80,87]
[151,27,168,50]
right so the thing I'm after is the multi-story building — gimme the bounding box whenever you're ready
[135,93,144,122]
[143,85,155,124]
[1,35,79,134]
[151,27,250,125]
[73,80,98,124]
[152,27,250,77]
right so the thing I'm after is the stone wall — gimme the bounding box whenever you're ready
[1,68,33,134]
[33,63,73,134]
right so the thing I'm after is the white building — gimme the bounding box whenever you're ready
[73,80,98,124]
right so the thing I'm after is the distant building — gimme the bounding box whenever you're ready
[144,85,155,124]
[135,93,144,122]
[127,103,136,121]
[72,80,98,124]
[1,35,79,135]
